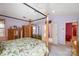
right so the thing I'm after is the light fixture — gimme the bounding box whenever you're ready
[33,26,36,30]
[52,10,55,13]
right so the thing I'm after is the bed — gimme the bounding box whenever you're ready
[0,38,49,56]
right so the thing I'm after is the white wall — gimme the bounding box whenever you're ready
[1,15,79,44]
[33,15,79,45]
[50,15,79,45]
[5,18,28,29]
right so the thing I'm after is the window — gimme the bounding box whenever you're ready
[33,25,39,35]
[33,26,36,34]
[0,19,5,36]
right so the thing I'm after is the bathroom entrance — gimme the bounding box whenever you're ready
[65,22,78,47]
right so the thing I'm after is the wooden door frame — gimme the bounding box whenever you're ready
[65,21,78,46]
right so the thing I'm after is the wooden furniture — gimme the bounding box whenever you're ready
[22,24,33,37]
[8,28,17,40]
[8,26,22,40]
[7,21,33,40]
[8,23,33,40]
[17,27,22,38]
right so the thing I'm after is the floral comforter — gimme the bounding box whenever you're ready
[0,38,49,56]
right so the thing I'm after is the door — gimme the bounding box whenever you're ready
[66,23,72,42]
[66,22,79,55]
[66,22,78,46]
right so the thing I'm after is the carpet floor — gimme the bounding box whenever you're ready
[48,44,72,56]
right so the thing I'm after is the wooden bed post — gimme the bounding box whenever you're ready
[71,22,79,56]
[44,15,49,46]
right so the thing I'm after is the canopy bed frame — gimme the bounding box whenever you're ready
[0,3,49,56]
[0,16,49,56]
[5,3,49,47]
[0,3,79,56]
[7,16,49,46]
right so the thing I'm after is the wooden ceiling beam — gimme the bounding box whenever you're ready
[0,14,29,22]
[31,16,47,22]
[0,3,47,22]
[23,3,47,17]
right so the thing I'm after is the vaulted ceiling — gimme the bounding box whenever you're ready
[0,3,79,21]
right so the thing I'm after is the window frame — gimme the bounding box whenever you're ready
[0,19,5,37]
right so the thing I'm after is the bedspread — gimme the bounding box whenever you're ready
[0,38,49,56]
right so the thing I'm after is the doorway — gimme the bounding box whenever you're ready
[65,22,78,47]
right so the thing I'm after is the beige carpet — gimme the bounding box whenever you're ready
[48,44,72,56]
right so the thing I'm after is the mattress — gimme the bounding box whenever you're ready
[0,38,49,56]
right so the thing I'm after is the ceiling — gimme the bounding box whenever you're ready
[0,3,79,21]
[0,3,46,21]
[49,3,79,16]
